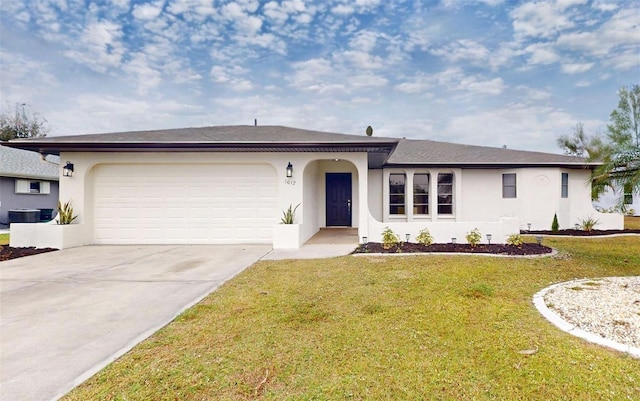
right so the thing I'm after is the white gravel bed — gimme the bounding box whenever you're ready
[544,276,640,349]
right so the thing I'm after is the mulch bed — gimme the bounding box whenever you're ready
[523,229,640,236]
[353,242,552,256]
[0,245,58,261]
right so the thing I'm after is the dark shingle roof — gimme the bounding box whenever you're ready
[23,125,398,144]
[0,145,59,180]
[5,125,594,168]
[386,139,594,167]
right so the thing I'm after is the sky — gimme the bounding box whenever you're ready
[0,0,638,153]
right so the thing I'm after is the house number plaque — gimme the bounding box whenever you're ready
[285,179,296,185]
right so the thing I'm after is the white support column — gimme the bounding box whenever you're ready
[430,169,439,222]
[406,169,414,222]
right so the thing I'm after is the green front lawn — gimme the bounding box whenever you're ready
[65,237,640,400]
[0,233,8,245]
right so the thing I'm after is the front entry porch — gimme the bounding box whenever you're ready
[263,227,358,260]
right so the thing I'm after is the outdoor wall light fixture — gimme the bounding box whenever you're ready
[536,236,543,245]
[362,236,368,244]
[527,223,532,231]
[286,162,293,178]
[486,234,492,245]
[63,161,74,177]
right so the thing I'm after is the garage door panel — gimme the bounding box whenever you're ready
[94,164,278,244]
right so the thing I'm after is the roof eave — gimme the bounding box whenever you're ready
[4,141,397,156]
[384,162,599,169]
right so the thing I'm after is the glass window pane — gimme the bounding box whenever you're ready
[438,174,452,184]
[503,187,516,198]
[502,173,516,198]
[437,173,453,215]
[389,173,406,215]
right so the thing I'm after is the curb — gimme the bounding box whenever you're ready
[533,281,640,359]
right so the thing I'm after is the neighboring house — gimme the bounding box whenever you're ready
[0,145,60,226]
[593,184,639,216]
[5,125,623,249]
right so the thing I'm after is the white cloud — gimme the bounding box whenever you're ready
[264,0,307,23]
[331,4,354,15]
[524,42,560,65]
[555,7,640,59]
[430,39,490,65]
[592,2,618,12]
[561,62,594,74]
[210,65,253,91]
[63,20,125,73]
[288,58,335,89]
[446,103,582,152]
[510,1,578,39]
[132,1,165,20]
[516,85,552,101]
[167,0,217,18]
[122,53,162,94]
[458,77,506,95]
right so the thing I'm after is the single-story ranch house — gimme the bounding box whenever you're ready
[6,125,623,249]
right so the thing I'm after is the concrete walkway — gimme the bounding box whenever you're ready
[263,227,359,260]
[0,245,271,401]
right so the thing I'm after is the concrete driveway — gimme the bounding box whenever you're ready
[0,245,271,401]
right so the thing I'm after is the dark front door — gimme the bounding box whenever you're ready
[326,173,352,226]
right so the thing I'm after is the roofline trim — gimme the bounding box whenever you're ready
[383,162,599,168]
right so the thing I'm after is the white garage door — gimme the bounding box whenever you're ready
[93,164,278,244]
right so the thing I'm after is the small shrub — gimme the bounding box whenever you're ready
[280,203,300,224]
[381,226,400,250]
[415,228,434,246]
[506,233,523,247]
[580,216,599,232]
[56,200,78,225]
[465,228,482,248]
[625,208,636,216]
[551,213,559,232]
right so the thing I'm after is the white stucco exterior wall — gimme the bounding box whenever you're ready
[364,166,622,244]
[50,151,369,249]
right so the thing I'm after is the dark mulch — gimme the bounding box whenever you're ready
[353,242,552,256]
[523,229,640,236]
[0,245,58,261]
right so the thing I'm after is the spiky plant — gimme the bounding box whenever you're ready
[280,203,300,224]
[56,200,78,225]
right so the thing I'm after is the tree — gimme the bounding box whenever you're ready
[0,104,49,141]
[558,84,640,209]
[556,122,607,159]
[607,84,640,149]
[594,85,640,209]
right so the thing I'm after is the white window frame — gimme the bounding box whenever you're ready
[561,173,569,198]
[413,173,430,215]
[437,173,454,215]
[502,173,517,198]
[15,179,50,195]
[389,173,406,215]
